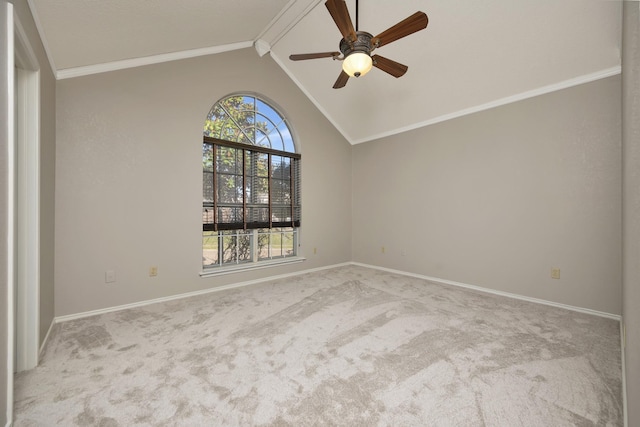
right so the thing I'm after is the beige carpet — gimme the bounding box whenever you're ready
[14,265,622,426]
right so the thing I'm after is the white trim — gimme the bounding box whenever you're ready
[256,0,324,52]
[350,66,622,145]
[200,256,306,278]
[254,39,271,58]
[12,18,37,72]
[14,13,41,372]
[14,68,40,372]
[4,3,14,425]
[621,319,628,427]
[52,261,620,327]
[54,262,351,323]
[56,41,253,80]
[25,0,56,75]
[351,262,622,321]
[26,0,322,80]
[38,319,54,359]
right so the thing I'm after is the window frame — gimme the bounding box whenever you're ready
[201,94,303,274]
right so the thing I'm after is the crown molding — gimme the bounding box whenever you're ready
[351,65,622,144]
[254,39,272,58]
[26,0,57,75]
[47,0,323,80]
[56,41,253,80]
[257,0,323,52]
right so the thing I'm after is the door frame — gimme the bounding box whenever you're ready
[13,10,40,373]
[3,2,15,423]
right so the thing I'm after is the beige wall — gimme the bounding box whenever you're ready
[352,76,622,315]
[622,2,640,425]
[55,48,352,316]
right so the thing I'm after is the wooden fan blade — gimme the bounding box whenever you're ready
[371,11,428,48]
[333,70,350,89]
[325,0,356,42]
[372,55,408,78]
[289,52,341,61]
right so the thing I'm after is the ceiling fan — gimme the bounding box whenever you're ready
[289,0,428,89]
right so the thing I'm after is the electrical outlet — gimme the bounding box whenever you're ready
[551,268,561,279]
[313,247,317,255]
[149,266,158,277]
[105,270,116,283]
[381,246,385,254]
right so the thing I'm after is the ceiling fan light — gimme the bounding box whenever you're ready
[342,52,373,78]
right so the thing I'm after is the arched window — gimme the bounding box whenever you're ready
[202,94,301,271]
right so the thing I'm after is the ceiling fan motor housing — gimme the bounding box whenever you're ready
[340,31,374,76]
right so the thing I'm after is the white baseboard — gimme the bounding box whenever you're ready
[38,319,55,360]
[55,261,621,325]
[351,262,621,321]
[54,262,352,324]
[621,319,628,427]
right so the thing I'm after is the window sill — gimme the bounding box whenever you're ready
[200,256,306,278]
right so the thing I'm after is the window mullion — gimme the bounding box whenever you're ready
[242,147,247,231]
[204,136,300,160]
[222,104,253,144]
[290,159,295,228]
[234,231,239,264]
[268,153,273,229]
[253,152,259,226]
[213,143,218,232]
[252,229,258,263]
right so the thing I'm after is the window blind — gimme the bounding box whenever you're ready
[202,136,301,232]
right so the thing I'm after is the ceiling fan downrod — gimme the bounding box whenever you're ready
[355,0,358,31]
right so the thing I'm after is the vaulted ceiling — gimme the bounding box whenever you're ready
[27,0,622,144]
